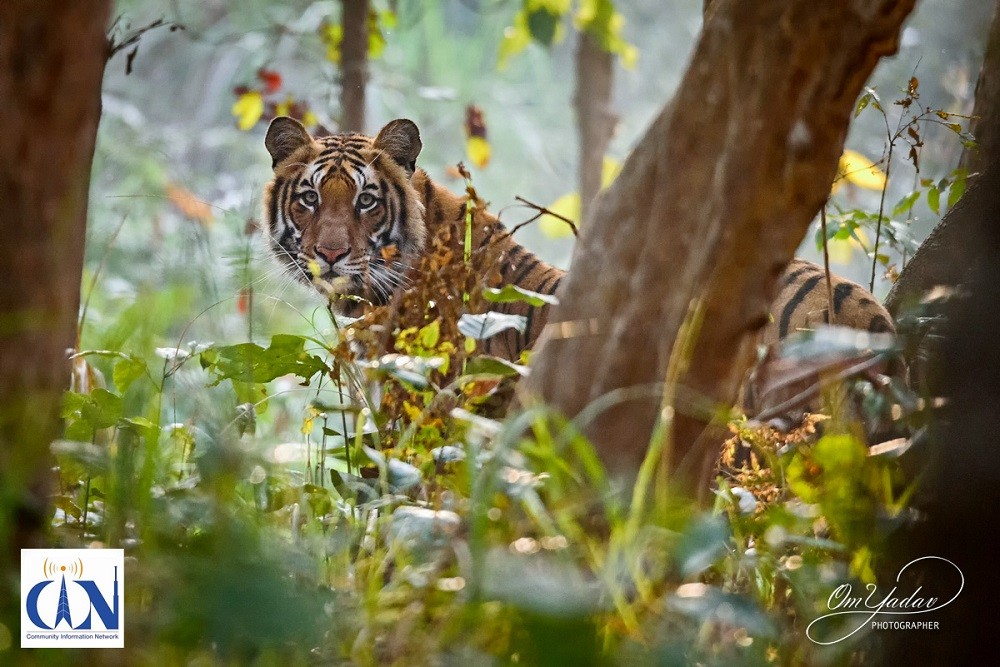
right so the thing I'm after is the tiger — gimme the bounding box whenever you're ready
[261,116,895,383]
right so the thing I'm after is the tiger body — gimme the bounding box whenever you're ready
[261,117,894,377]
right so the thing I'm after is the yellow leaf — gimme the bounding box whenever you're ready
[835,149,886,192]
[321,23,343,64]
[540,156,620,238]
[618,42,639,70]
[302,110,319,128]
[275,96,293,118]
[231,91,264,131]
[498,10,531,70]
[540,192,580,238]
[466,136,491,169]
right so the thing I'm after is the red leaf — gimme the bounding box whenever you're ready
[257,68,282,94]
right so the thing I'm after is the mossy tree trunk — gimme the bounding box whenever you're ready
[525,0,916,495]
[0,0,109,571]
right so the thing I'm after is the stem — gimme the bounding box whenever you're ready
[81,475,92,539]
[820,204,835,324]
[870,141,893,292]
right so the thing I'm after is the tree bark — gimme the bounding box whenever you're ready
[340,0,369,133]
[885,0,1000,315]
[959,0,1000,176]
[0,0,109,559]
[525,0,915,493]
[885,157,1000,666]
[574,31,615,223]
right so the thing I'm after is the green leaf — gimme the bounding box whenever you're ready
[892,191,919,218]
[80,389,123,430]
[526,8,560,47]
[118,416,158,442]
[419,320,441,348]
[927,186,940,215]
[463,356,529,378]
[51,439,110,475]
[947,171,967,209]
[113,355,147,392]
[855,92,871,117]
[675,515,730,577]
[813,433,866,472]
[205,334,328,385]
[483,284,559,307]
[232,380,268,412]
[458,312,527,340]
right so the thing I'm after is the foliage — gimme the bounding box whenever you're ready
[819,77,974,291]
[37,163,933,664]
[499,0,637,70]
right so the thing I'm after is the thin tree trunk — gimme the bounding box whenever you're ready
[575,31,615,223]
[886,0,1000,314]
[525,0,915,494]
[340,0,369,133]
[0,0,110,561]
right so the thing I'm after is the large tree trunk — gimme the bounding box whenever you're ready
[885,0,1000,314]
[885,159,1000,666]
[0,0,109,562]
[525,0,915,494]
[574,31,615,223]
[340,0,369,133]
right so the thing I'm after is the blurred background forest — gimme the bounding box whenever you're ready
[94,0,990,334]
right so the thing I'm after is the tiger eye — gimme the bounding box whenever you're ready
[357,192,377,209]
[300,190,318,206]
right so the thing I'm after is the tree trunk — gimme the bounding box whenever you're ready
[885,160,1000,665]
[885,0,1000,314]
[525,0,915,494]
[574,31,615,223]
[885,161,999,315]
[0,0,109,561]
[340,0,369,133]
[959,0,1000,176]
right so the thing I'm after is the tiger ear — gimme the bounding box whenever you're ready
[374,119,422,175]
[265,117,312,168]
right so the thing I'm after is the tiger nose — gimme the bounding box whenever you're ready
[315,245,350,265]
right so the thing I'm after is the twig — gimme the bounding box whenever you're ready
[510,195,579,238]
[107,16,184,62]
[820,204,835,324]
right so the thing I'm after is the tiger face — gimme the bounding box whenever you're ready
[262,117,427,308]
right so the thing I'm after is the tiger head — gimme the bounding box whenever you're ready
[262,117,427,309]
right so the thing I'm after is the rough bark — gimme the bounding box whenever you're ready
[340,0,369,133]
[885,161,999,314]
[886,149,1000,664]
[525,0,916,493]
[0,0,110,559]
[574,31,615,223]
[885,0,1000,314]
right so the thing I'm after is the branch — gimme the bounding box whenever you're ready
[510,196,579,238]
